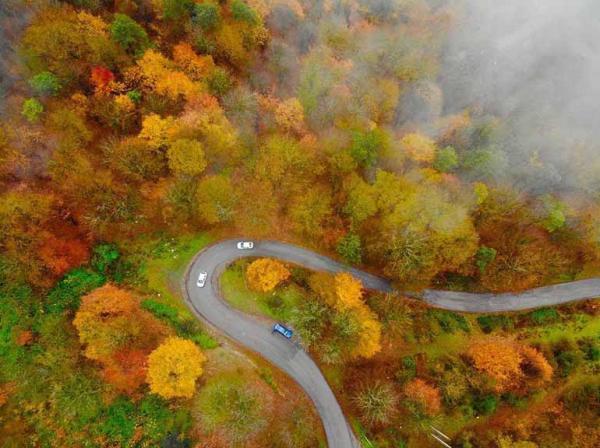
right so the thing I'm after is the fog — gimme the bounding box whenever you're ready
[441,0,600,191]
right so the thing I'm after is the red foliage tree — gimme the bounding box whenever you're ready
[90,66,115,93]
[102,348,149,394]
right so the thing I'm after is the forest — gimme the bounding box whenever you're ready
[0,0,598,447]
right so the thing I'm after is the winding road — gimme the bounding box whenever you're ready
[183,239,600,448]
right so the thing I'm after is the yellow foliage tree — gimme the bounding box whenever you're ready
[137,49,200,100]
[146,337,206,399]
[309,272,382,359]
[245,258,291,292]
[139,114,176,149]
[400,133,437,163]
[167,138,207,176]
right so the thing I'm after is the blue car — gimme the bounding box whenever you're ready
[272,323,293,339]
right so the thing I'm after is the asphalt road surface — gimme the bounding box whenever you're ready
[183,239,600,448]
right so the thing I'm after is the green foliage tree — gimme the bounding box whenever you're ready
[433,146,459,172]
[349,128,388,167]
[230,0,259,25]
[110,13,151,57]
[45,267,106,313]
[91,242,120,274]
[193,2,220,31]
[22,98,44,123]
[337,233,362,264]
[207,67,233,96]
[29,71,61,96]
[100,398,136,444]
[475,246,497,273]
[162,0,195,22]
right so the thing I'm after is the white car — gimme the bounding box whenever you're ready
[237,241,254,250]
[197,271,208,287]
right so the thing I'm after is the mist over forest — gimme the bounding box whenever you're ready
[442,0,600,192]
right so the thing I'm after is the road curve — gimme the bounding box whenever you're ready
[183,239,600,448]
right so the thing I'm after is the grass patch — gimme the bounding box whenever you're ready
[220,261,304,322]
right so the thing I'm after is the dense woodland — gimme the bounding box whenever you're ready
[0,0,598,447]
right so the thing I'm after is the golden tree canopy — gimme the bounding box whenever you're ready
[245,258,291,292]
[400,132,437,163]
[146,337,206,399]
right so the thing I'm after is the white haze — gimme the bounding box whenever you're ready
[441,0,600,191]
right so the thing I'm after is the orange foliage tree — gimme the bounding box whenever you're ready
[466,337,553,392]
[403,378,441,415]
[245,258,291,292]
[146,337,206,399]
[73,284,168,394]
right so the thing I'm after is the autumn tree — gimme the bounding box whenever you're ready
[146,337,206,399]
[400,132,437,163]
[246,258,291,293]
[195,174,237,225]
[73,284,167,394]
[73,284,167,362]
[365,170,478,287]
[309,272,382,359]
[167,138,207,176]
[403,378,441,416]
[21,6,121,82]
[274,97,306,135]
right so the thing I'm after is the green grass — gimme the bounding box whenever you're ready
[220,261,305,322]
[144,233,213,312]
[134,233,218,348]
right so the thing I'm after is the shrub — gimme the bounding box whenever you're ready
[475,246,496,273]
[45,268,106,313]
[476,314,513,333]
[142,299,179,323]
[578,337,600,362]
[404,378,441,416]
[428,309,470,334]
[527,308,559,325]
[91,243,120,274]
[473,394,498,415]
[562,381,600,415]
[395,355,417,383]
[100,398,136,444]
[353,381,398,425]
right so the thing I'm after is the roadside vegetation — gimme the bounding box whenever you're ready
[221,258,600,447]
[0,0,599,446]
